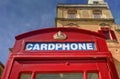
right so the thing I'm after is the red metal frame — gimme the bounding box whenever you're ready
[1,28,119,79]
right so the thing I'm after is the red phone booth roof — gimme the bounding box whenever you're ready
[12,27,108,53]
[2,28,119,79]
[15,28,105,40]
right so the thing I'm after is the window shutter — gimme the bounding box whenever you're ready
[110,30,117,40]
[98,30,106,39]
[98,30,103,34]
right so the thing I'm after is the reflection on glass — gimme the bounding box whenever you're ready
[36,73,83,79]
[20,73,31,79]
[88,72,99,79]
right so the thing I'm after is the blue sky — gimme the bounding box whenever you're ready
[0,0,120,65]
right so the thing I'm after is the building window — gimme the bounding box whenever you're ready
[67,10,77,18]
[93,1,99,5]
[98,27,117,41]
[93,10,102,18]
[68,14,76,18]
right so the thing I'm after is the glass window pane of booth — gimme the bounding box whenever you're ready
[87,72,99,79]
[36,73,83,79]
[20,73,32,79]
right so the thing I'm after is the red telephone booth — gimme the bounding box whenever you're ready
[2,28,119,79]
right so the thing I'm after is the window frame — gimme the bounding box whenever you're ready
[67,9,77,19]
[93,10,102,18]
[98,27,117,41]
[93,1,99,5]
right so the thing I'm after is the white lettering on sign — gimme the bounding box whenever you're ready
[63,43,70,50]
[48,44,55,50]
[25,42,95,51]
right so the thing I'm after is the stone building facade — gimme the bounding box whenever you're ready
[0,62,4,79]
[55,0,120,78]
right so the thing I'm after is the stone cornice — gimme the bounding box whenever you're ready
[56,18,114,22]
[57,3,109,9]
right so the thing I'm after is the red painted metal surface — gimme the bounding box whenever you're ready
[1,28,119,79]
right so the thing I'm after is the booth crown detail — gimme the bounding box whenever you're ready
[53,31,67,40]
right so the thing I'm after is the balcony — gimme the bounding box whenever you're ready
[115,25,120,31]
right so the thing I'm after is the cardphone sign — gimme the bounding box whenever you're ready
[25,42,95,51]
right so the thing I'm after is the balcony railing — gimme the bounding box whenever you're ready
[115,25,120,31]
